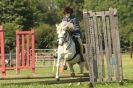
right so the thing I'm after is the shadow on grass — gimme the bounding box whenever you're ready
[123,79,133,83]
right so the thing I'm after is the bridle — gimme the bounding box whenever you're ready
[57,30,72,50]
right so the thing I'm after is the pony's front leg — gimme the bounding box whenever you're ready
[55,54,61,81]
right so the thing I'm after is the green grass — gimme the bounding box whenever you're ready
[0,53,133,88]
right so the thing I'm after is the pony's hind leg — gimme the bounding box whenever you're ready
[78,62,85,74]
[83,62,90,76]
[68,63,75,77]
[68,63,76,86]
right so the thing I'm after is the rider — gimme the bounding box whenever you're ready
[62,6,84,62]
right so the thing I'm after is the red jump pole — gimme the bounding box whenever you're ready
[16,30,20,74]
[26,34,30,67]
[31,30,35,73]
[0,26,6,78]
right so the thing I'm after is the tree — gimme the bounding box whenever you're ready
[31,0,62,25]
[0,0,39,29]
[0,0,40,52]
[3,23,20,53]
[35,24,57,49]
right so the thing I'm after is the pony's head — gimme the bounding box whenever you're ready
[56,21,74,46]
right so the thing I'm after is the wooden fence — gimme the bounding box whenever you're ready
[83,8,123,86]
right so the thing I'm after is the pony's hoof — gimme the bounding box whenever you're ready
[70,73,75,77]
[56,78,60,81]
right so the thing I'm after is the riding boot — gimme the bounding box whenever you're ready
[77,38,84,62]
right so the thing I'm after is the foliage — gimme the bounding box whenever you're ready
[55,0,84,21]
[35,24,57,49]
[3,23,21,53]
[35,0,59,25]
[0,0,39,29]
[0,0,85,51]
[0,0,132,51]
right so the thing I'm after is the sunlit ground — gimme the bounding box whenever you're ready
[0,53,133,88]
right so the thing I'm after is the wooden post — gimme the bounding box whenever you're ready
[16,30,35,74]
[113,10,123,82]
[92,12,100,80]
[26,35,30,66]
[106,16,113,78]
[83,10,94,87]
[0,26,6,77]
[109,8,123,82]
[31,30,35,73]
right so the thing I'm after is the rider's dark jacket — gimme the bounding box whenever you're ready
[62,15,81,36]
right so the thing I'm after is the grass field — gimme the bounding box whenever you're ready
[0,53,133,88]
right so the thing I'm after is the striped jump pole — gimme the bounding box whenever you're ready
[16,30,35,74]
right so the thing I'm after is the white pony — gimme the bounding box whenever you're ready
[55,21,88,80]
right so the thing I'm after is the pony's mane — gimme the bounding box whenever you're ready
[58,21,74,30]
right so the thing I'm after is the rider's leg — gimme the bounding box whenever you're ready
[77,37,84,62]
[77,38,83,53]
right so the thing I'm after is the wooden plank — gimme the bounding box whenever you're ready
[83,10,93,85]
[97,17,105,81]
[101,14,112,81]
[26,35,30,66]
[106,16,113,79]
[21,35,25,67]
[1,77,89,85]
[88,8,117,17]
[93,12,100,80]
[0,26,6,77]
[16,30,20,74]
[0,74,89,79]
[31,30,35,73]
[114,15,123,82]
[88,15,97,82]
[83,10,90,71]
[85,13,95,84]
[109,9,119,81]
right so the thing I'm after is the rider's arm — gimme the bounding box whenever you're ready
[71,17,81,36]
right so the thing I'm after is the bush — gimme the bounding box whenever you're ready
[3,23,21,53]
[35,24,57,49]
